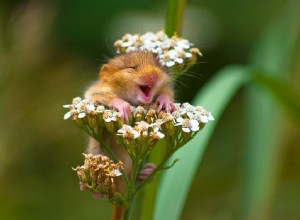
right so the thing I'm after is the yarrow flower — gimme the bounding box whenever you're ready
[117,125,140,140]
[135,121,151,137]
[73,154,123,198]
[103,110,119,122]
[175,118,199,133]
[64,97,214,143]
[113,31,202,75]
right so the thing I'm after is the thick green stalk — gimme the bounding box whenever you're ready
[165,0,186,37]
[139,141,166,220]
[123,156,143,220]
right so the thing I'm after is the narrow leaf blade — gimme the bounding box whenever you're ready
[154,65,251,220]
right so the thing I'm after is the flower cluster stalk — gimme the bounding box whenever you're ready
[165,0,186,37]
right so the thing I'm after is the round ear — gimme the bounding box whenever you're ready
[99,64,114,79]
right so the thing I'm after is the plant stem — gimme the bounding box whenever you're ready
[165,0,186,37]
[136,151,174,194]
[123,158,140,220]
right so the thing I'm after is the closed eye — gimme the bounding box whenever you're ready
[125,65,139,70]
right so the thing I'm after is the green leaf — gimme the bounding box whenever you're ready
[242,0,300,219]
[254,73,300,125]
[250,0,300,74]
[154,65,251,220]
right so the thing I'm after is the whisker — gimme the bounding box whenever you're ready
[104,37,116,56]
[170,77,189,89]
[174,80,188,89]
[183,74,203,80]
[171,61,209,68]
[169,70,203,80]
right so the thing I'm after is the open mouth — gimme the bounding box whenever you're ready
[139,85,152,98]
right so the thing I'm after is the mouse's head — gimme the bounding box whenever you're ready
[99,51,171,105]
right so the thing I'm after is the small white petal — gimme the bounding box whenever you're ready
[176,117,184,123]
[207,113,214,121]
[113,169,122,176]
[190,125,199,132]
[190,119,199,127]
[104,117,112,122]
[175,58,184,64]
[166,61,175,67]
[187,112,194,119]
[182,127,191,133]
[64,111,71,120]
[63,104,71,108]
[185,52,192,58]
[153,126,159,132]
[117,128,125,133]
[126,47,137,53]
[142,131,148,137]
[96,106,105,112]
[72,97,82,104]
[78,112,86,118]
[121,41,133,47]
[133,131,140,139]
[86,104,95,111]
[200,115,208,123]
[156,132,165,139]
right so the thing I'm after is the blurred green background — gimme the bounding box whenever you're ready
[0,0,299,219]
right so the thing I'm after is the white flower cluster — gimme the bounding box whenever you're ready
[173,103,214,133]
[63,97,120,122]
[64,97,214,141]
[114,31,202,68]
[117,120,165,140]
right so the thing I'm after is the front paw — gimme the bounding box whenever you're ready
[110,98,131,122]
[138,163,156,182]
[156,94,175,112]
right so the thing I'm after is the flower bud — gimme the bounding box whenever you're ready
[75,118,84,128]
[115,115,124,130]
[181,130,191,140]
[135,106,145,122]
[145,109,156,123]
[163,121,175,136]
[87,116,97,129]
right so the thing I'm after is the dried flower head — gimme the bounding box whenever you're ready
[73,154,123,198]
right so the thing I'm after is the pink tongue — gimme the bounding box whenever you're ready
[140,86,151,97]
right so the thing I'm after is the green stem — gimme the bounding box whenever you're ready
[136,151,173,194]
[123,158,140,220]
[123,208,131,220]
[165,0,186,37]
[137,134,191,195]
[140,140,166,220]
